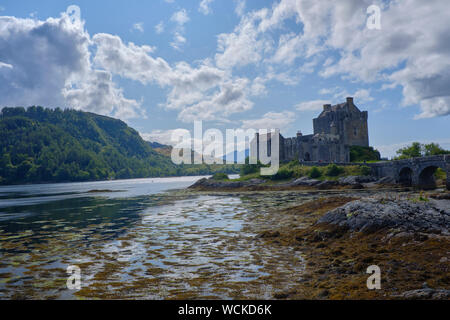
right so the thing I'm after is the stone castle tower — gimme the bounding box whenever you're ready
[252,97,369,163]
[313,97,369,147]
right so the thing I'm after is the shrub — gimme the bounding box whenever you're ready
[211,172,229,180]
[270,168,294,180]
[286,159,300,168]
[309,166,322,179]
[359,165,372,176]
[435,168,446,180]
[350,146,381,162]
[325,164,344,177]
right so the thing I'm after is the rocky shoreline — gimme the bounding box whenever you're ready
[253,192,450,299]
[188,174,450,299]
[189,175,398,191]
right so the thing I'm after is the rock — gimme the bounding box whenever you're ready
[189,177,265,189]
[317,198,450,234]
[289,177,320,186]
[338,175,375,185]
[397,287,450,299]
[244,178,265,186]
[376,176,396,184]
[316,180,339,190]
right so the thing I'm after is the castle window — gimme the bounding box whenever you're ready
[353,127,357,136]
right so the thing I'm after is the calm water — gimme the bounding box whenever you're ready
[0,176,309,299]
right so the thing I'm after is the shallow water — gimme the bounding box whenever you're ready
[0,176,312,299]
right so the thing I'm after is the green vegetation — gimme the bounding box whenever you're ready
[410,191,430,203]
[240,157,265,176]
[270,167,294,180]
[350,146,381,162]
[435,168,446,180]
[237,159,375,182]
[325,164,344,177]
[359,165,372,176]
[211,172,229,180]
[309,167,322,179]
[395,142,450,160]
[0,107,239,185]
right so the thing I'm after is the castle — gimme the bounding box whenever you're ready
[252,97,369,163]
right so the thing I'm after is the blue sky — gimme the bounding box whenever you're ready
[0,0,449,158]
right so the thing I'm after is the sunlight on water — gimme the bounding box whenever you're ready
[0,176,307,299]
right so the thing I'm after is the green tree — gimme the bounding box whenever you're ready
[395,142,449,159]
[423,143,450,156]
[395,142,422,159]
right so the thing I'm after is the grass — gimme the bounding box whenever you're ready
[236,161,374,182]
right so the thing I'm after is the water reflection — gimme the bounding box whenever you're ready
[0,177,308,299]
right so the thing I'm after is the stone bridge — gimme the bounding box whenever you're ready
[368,155,450,190]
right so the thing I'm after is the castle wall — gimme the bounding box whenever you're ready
[342,111,369,147]
[251,98,368,164]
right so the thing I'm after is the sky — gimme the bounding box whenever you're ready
[0,0,449,159]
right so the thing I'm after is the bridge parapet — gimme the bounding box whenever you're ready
[368,155,449,190]
[282,155,449,190]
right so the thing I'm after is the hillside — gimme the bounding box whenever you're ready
[0,107,239,185]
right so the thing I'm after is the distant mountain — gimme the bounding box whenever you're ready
[0,107,239,185]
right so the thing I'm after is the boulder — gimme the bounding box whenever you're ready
[318,198,450,234]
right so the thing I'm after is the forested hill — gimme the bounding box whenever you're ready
[0,107,238,185]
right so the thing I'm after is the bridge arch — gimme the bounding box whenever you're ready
[398,166,413,186]
[417,164,446,190]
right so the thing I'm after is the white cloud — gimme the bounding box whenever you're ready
[171,9,190,26]
[155,21,164,34]
[133,22,144,32]
[241,111,295,131]
[141,129,185,146]
[199,0,214,15]
[318,87,374,105]
[63,70,144,119]
[93,33,165,85]
[298,0,450,118]
[92,33,255,122]
[234,0,246,17]
[0,61,13,69]
[221,0,450,118]
[169,9,190,50]
[0,8,143,119]
[215,10,273,69]
[170,32,186,51]
[176,78,254,123]
[295,100,330,112]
